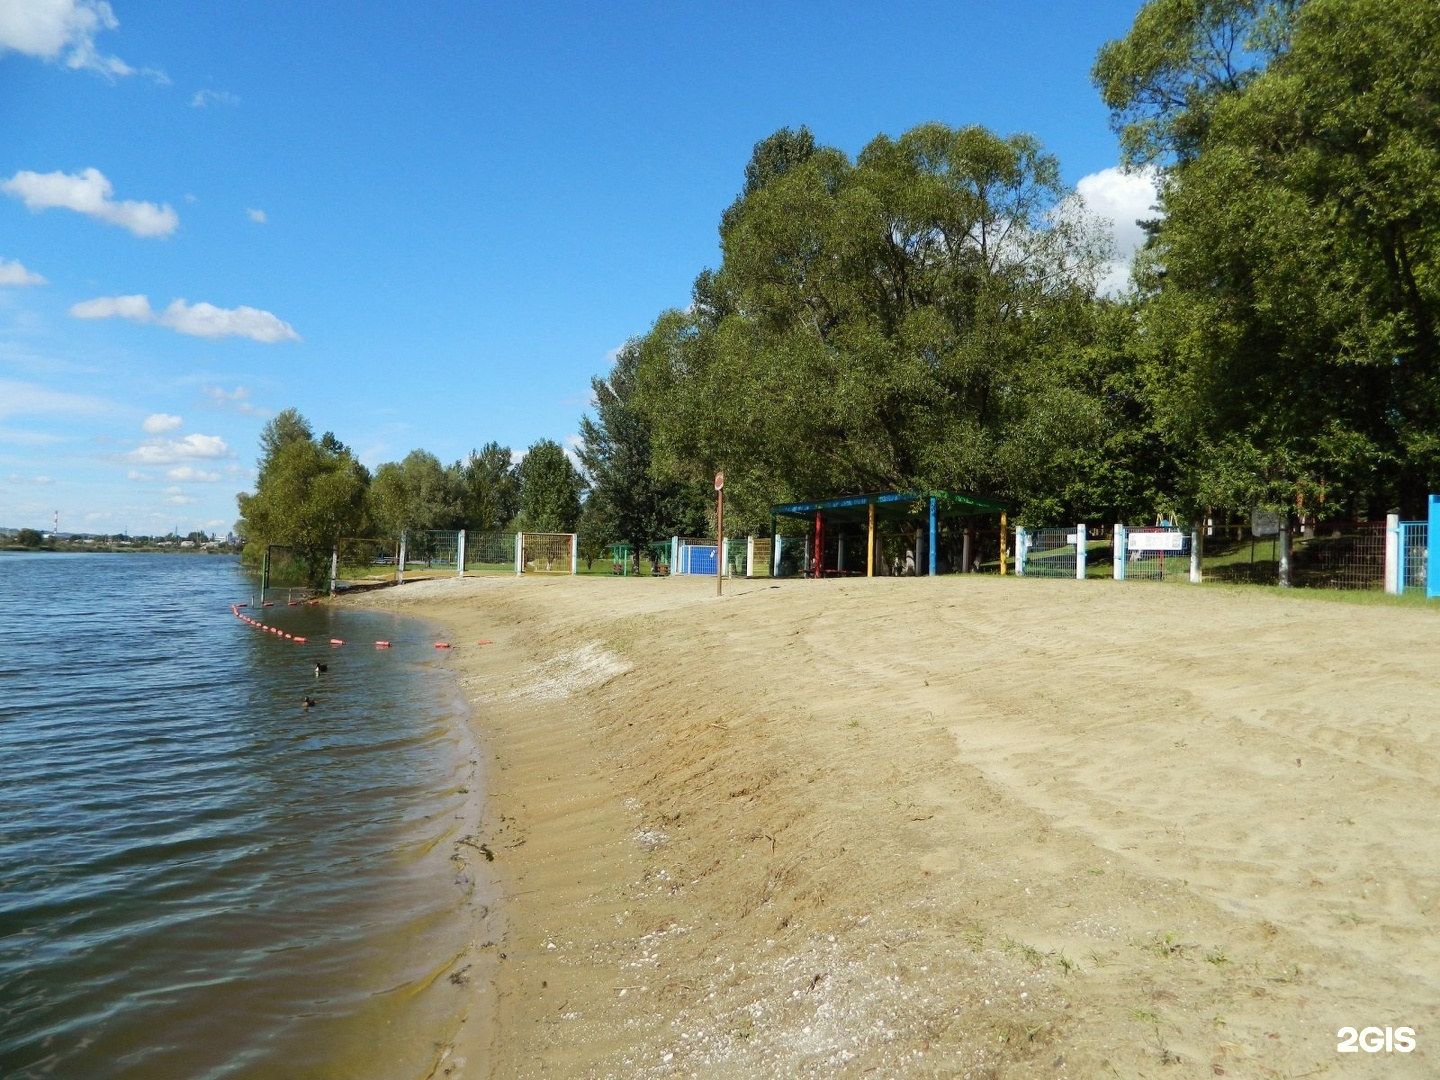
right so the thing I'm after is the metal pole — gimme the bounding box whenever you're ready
[1075,523,1087,580]
[1189,521,1203,584]
[716,488,724,596]
[867,501,875,578]
[1385,513,1400,595]
[1114,524,1126,581]
[999,511,1007,575]
[928,497,937,576]
[1278,520,1291,587]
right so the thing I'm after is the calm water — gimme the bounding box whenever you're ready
[0,553,486,1080]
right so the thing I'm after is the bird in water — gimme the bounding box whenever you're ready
[302,696,317,709]
[314,662,327,676]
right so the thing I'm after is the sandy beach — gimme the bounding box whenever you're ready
[351,573,1440,1078]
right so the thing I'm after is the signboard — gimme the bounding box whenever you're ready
[1065,533,1079,544]
[1127,530,1186,552]
[1251,508,1281,537]
[715,471,724,492]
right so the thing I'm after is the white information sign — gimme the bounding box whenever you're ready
[1128,530,1186,552]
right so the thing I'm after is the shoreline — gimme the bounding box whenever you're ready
[358,573,1440,1077]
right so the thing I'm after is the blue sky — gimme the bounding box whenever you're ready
[0,0,1155,536]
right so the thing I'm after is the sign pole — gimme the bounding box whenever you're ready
[714,472,725,596]
[715,471,725,596]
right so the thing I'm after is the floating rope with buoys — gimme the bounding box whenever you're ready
[231,603,330,647]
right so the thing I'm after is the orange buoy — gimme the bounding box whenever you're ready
[330,638,345,646]
[293,636,307,643]
[477,639,492,645]
[375,640,391,648]
[262,602,275,608]
[434,642,451,649]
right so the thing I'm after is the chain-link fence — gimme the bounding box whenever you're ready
[1290,521,1386,590]
[1119,527,1191,582]
[402,530,460,580]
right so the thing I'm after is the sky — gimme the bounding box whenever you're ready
[0,0,1158,537]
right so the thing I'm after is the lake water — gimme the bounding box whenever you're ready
[0,552,486,1079]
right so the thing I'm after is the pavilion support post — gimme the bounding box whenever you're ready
[867,502,875,578]
[999,512,1007,575]
[962,525,973,574]
[928,497,938,576]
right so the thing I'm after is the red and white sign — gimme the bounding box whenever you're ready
[714,471,724,491]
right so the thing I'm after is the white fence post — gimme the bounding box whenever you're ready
[457,529,466,578]
[1075,523,1087,580]
[671,536,680,575]
[721,537,729,578]
[515,532,524,576]
[1114,524,1126,580]
[1278,521,1291,587]
[774,536,783,577]
[398,532,407,584]
[746,536,755,578]
[1016,527,1028,576]
[1385,513,1400,594]
[1189,521,1203,584]
[570,533,578,575]
[330,545,339,594]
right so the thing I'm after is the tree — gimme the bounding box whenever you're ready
[16,528,42,548]
[634,122,1119,527]
[236,411,370,585]
[577,339,708,557]
[459,442,520,531]
[1097,0,1440,517]
[516,439,583,532]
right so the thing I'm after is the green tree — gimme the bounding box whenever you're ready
[459,442,520,531]
[16,528,42,548]
[1097,0,1440,518]
[237,411,370,585]
[516,439,583,532]
[578,339,708,555]
[634,122,1120,527]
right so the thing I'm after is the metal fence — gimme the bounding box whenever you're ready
[520,532,575,574]
[1398,521,1428,595]
[1020,527,1080,578]
[1119,526,1191,582]
[1291,521,1386,590]
[1202,524,1280,585]
[464,530,517,573]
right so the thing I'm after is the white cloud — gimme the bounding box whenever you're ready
[0,257,46,286]
[142,412,183,434]
[1075,166,1162,297]
[246,207,266,224]
[0,0,134,78]
[164,487,196,505]
[167,466,220,482]
[127,433,230,465]
[127,469,152,481]
[69,294,300,342]
[201,384,267,415]
[32,475,53,485]
[191,88,239,108]
[2,167,178,237]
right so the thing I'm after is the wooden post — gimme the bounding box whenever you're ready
[999,512,1007,575]
[867,501,875,578]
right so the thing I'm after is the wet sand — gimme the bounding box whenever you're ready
[355,573,1440,1078]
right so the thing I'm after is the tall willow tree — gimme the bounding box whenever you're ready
[1097,0,1440,517]
[634,122,1129,528]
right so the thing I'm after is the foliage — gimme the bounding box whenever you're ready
[1100,0,1440,518]
[236,411,370,585]
[632,121,1131,527]
[16,528,42,548]
[516,439,583,532]
[459,442,520,532]
[577,339,709,550]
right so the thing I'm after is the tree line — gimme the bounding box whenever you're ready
[238,0,1440,580]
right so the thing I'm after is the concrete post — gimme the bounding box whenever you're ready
[1016,527,1028,576]
[398,533,407,584]
[457,529,466,578]
[1278,522,1291,587]
[514,532,523,576]
[1385,513,1400,595]
[570,533,578,575]
[1189,521,1203,584]
[1114,524,1126,580]
[1075,523,1087,580]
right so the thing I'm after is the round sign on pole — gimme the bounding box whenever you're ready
[715,471,724,491]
